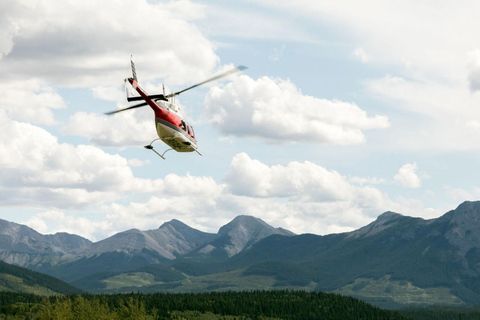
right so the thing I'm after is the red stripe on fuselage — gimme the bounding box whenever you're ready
[127,77,183,131]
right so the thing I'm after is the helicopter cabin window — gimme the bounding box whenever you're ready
[181,120,186,131]
[190,126,195,138]
[186,125,191,136]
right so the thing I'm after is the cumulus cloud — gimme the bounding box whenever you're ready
[0,111,162,209]
[128,158,149,167]
[225,153,356,201]
[64,83,193,147]
[102,174,225,233]
[64,111,156,147]
[24,210,112,241]
[16,150,444,240]
[394,163,421,188]
[0,79,65,125]
[97,153,441,239]
[246,1,480,153]
[203,75,389,144]
[0,0,218,87]
[349,176,387,186]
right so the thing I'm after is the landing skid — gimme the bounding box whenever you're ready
[144,138,171,160]
[144,138,203,160]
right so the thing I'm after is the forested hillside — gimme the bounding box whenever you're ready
[0,261,82,295]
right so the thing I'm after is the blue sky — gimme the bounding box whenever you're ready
[2,0,480,241]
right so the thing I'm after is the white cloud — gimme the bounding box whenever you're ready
[95,152,396,237]
[0,0,219,87]
[128,158,149,167]
[64,111,156,147]
[0,79,65,125]
[103,177,224,233]
[349,176,387,186]
[203,75,389,144]
[14,151,445,240]
[394,162,421,188]
[225,153,356,201]
[0,112,163,209]
[64,83,192,147]
[246,1,480,152]
[24,210,112,241]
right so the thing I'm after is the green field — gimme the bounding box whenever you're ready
[334,275,465,308]
[0,274,59,296]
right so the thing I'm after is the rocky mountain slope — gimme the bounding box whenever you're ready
[0,219,91,268]
[195,215,294,258]
[227,201,480,307]
[0,215,294,282]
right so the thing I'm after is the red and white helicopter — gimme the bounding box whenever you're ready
[105,58,246,159]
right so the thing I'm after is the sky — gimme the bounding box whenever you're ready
[2,0,480,241]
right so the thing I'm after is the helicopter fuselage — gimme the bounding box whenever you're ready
[127,77,198,153]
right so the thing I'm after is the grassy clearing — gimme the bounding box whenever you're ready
[334,275,465,307]
[0,273,59,296]
[102,272,157,290]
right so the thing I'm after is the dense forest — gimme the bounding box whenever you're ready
[0,290,405,319]
[3,290,480,319]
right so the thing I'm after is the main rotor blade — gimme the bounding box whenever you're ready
[166,65,247,98]
[127,94,168,102]
[104,101,148,115]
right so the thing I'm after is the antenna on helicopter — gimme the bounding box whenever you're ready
[130,55,138,82]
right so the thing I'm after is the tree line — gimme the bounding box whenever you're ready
[0,290,405,320]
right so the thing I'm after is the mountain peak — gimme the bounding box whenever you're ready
[442,201,480,225]
[443,201,480,256]
[377,211,403,221]
[159,219,189,230]
[449,201,480,218]
[210,215,293,257]
[347,211,405,239]
[218,215,267,235]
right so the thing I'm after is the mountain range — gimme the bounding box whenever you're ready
[2,201,480,308]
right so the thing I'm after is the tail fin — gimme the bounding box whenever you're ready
[130,55,138,82]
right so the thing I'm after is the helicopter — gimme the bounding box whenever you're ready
[104,58,246,159]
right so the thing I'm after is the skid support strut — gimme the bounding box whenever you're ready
[144,138,172,160]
